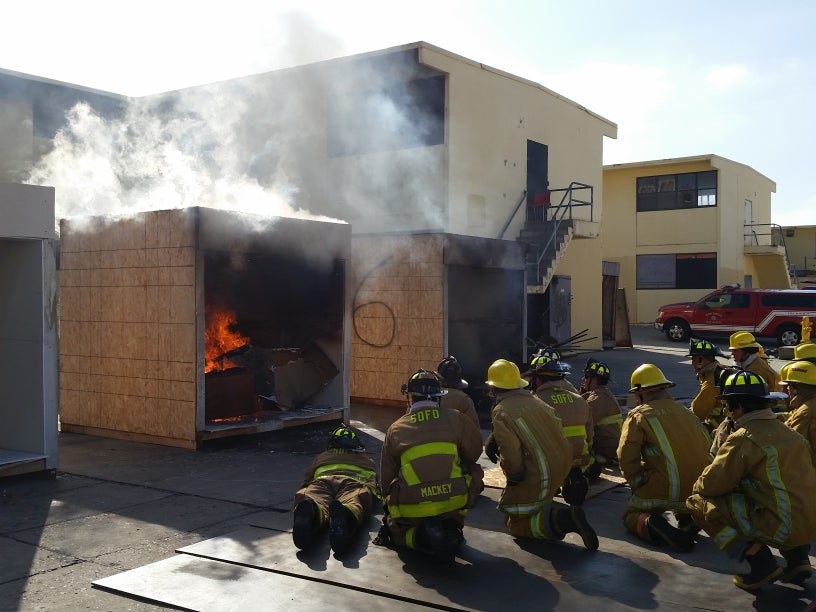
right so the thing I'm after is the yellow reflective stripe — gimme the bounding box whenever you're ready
[313,463,376,481]
[406,526,416,549]
[562,424,587,438]
[400,442,460,485]
[646,417,681,501]
[389,494,469,519]
[596,414,623,427]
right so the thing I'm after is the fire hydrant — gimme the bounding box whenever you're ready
[803,316,812,343]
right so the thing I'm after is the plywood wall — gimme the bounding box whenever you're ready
[350,234,445,405]
[59,210,198,448]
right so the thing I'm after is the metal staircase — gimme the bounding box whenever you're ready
[520,220,575,288]
[498,182,594,289]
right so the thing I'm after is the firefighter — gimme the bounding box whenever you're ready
[793,341,816,365]
[292,424,378,554]
[780,360,816,469]
[533,346,579,392]
[729,331,781,391]
[377,369,483,562]
[483,359,599,549]
[435,355,480,427]
[686,370,816,590]
[580,359,623,480]
[779,360,816,585]
[524,353,594,505]
[618,364,711,552]
[687,339,728,432]
[435,355,484,507]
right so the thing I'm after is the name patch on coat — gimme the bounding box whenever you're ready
[421,483,452,497]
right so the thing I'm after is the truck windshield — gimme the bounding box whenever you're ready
[695,291,720,307]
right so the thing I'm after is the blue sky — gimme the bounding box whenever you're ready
[4,1,814,226]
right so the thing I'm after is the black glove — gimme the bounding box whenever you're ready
[561,466,589,506]
[484,435,499,464]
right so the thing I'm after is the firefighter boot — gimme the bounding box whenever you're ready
[328,499,355,555]
[779,544,812,584]
[645,513,695,552]
[733,542,782,591]
[292,499,320,550]
[550,506,599,550]
[675,512,702,535]
[417,518,459,562]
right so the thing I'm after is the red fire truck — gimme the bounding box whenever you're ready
[655,284,816,346]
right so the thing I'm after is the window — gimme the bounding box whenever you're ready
[762,293,816,308]
[704,293,750,309]
[636,170,717,211]
[327,75,445,157]
[637,253,717,289]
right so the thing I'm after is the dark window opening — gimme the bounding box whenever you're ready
[637,253,717,289]
[327,75,445,157]
[636,170,717,211]
[762,293,816,308]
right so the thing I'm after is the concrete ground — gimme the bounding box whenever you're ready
[1,325,813,611]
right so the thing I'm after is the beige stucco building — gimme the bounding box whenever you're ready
[602,154,788,324]
[782,224,816,287]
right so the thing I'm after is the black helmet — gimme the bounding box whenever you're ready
[401,369,446,399]
[534,346,562,362]
[436,355,468,390]
[583,358,611,383]
[328,424,365,451]
[526,354,570,378]
[687,338,725,358]
[716,369,773,400]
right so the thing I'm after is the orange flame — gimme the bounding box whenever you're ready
[205,306,250,373]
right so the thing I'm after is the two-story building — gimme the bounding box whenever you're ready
[602,154,787,324]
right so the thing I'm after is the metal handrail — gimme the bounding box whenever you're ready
[497,182,594,240]
[533,183,594,279]
[497,190,528,239]
[744,222,799,288]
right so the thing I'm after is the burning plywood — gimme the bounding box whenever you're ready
[59,207,350,449]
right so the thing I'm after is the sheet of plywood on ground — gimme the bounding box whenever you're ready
[152,519,755,611]
[350,234,445,404]
[93,555,428,611]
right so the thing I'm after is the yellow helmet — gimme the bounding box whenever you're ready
[485,359,529,390]
[781,361,816,386]
[779,362,791,382]
[729,331,762,350]
[794,342,816,361]
[629,363,675,393]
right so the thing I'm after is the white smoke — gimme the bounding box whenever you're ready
[24,25,446,237]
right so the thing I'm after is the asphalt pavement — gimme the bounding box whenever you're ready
[1,325,811,611]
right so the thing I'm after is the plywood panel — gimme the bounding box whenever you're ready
[93,555,426,611]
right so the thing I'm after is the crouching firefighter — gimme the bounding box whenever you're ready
[376,370,483,561]
[686,369,816,591]
[292,424,379,555]
[483,359,599,550]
